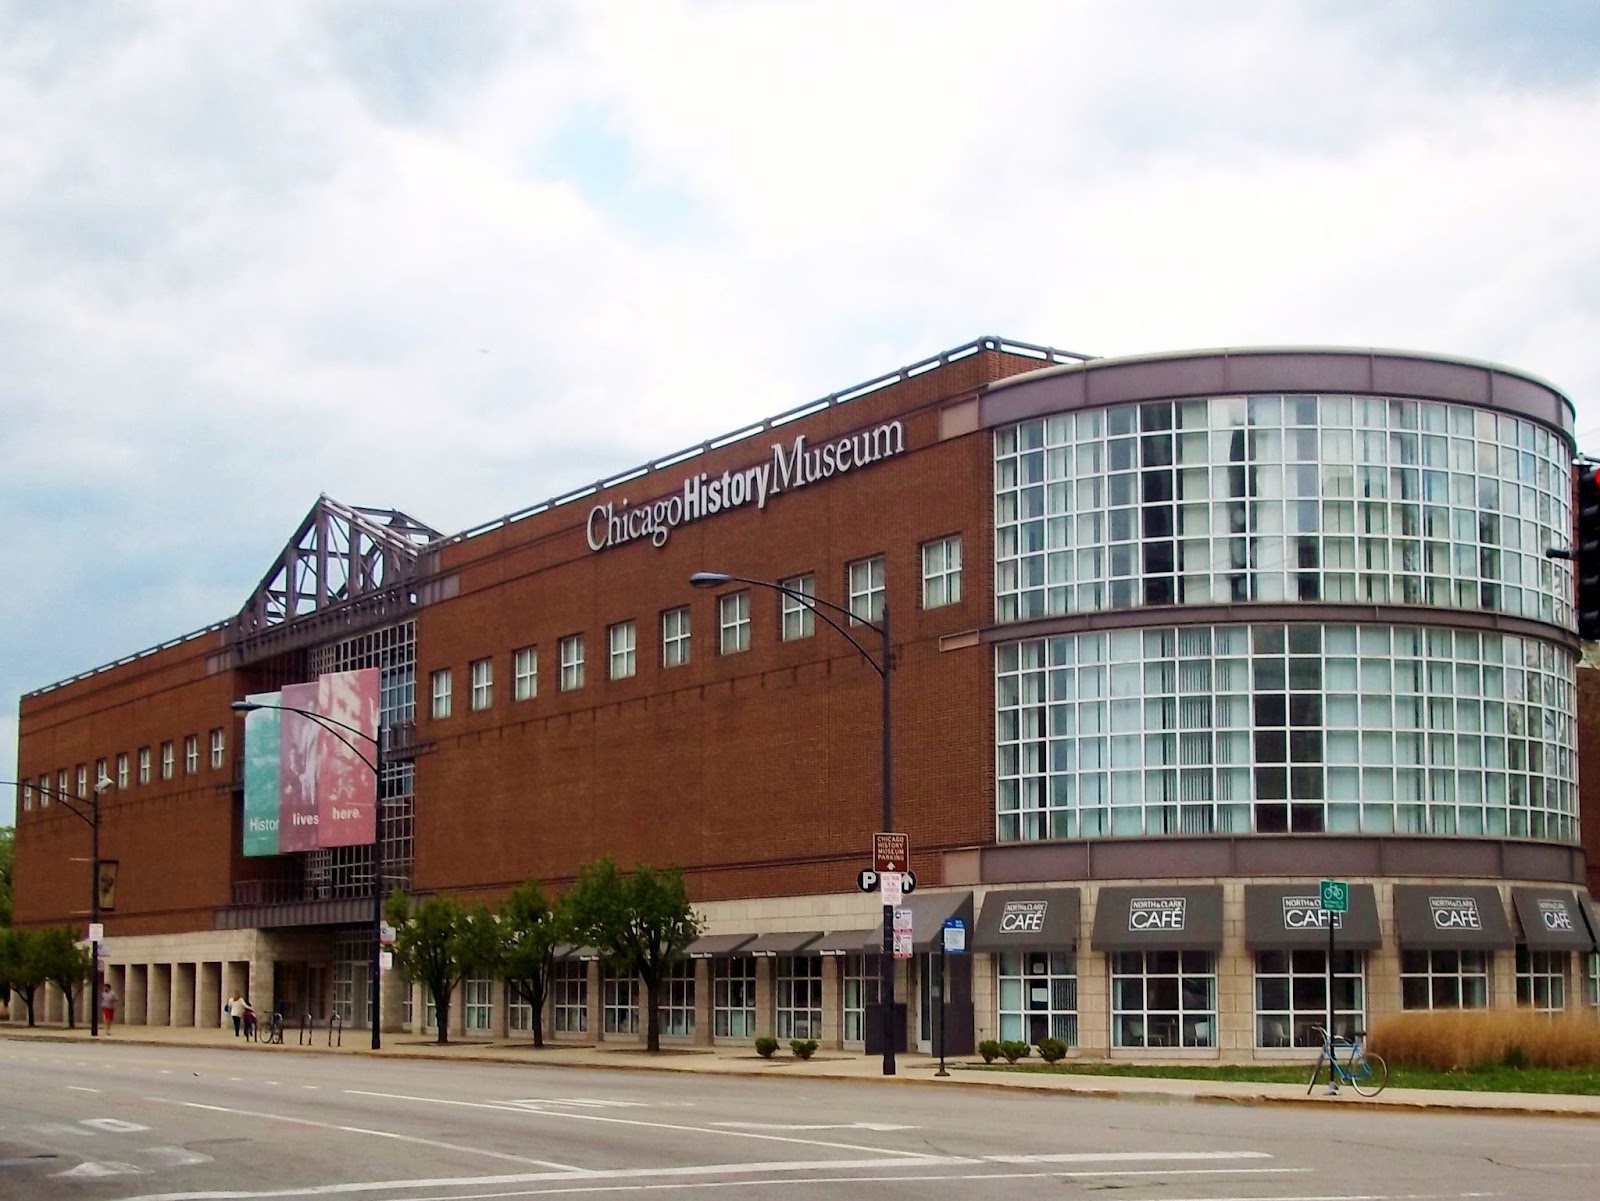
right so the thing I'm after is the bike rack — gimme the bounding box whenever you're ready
[299,1013,314,1046]
[328,1011,343,1048]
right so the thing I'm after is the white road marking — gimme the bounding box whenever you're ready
[346,1089,936,1159]
[55,1160,145,1178]
[143,1147,216,1168]
[301,1085,319,1090]
[150,1098,584,1172]
[66,1085,102,1094]
[29,1122,94,1137]
[711,1121,916,1132]
[988,1150,1272,1164]
[83,1117,150,1133]
[510,1098,648,1109]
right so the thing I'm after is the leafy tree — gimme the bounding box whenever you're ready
[565,858,701,1052]
[36,926,91,1029]
[498,881,570,1048]
[0,825,13,927]
[0,928,45,1026]
[384,892,500,1044]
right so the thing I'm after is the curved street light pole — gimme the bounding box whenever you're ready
[690,571,898,1076]
[4,774,113,1035]
[230,699,385,1051]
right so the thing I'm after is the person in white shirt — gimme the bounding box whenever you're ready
[227,992,245,1036]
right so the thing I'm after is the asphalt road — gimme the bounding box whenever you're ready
[0,1039,1596,1201]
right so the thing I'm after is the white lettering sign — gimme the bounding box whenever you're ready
[998,900,1048,934]
[1429,897,1482,931]
[1128,896,1186,932]
[1282,896,1344,931]
[586,420,906,552]
[1538,900,1575,933]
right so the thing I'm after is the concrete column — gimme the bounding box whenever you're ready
[754,958,775,1038]
[198,962,221,1028]
[820,957,841,1047]
[1078,951,1109,1056]
[378,965,408,1033]
[1491,948,1515,1009]
[972,953,996,1048]
[693,960,712,1045]
[127,964,148,1025]
[585,961,602,1041]
[174,963,197,1027]
[149,964,172,1026]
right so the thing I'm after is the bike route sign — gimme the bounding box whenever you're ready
[1320,879,1349,913]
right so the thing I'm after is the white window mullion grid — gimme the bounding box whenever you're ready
[713,957,756,1038]
[210,729,225,769]
[1400,949,1491,1009]
[464,975,494,1030]
[847,556,885,624]
[841,953,879,1042]
[609,621,637,680]
[658,960,694,1037]
[184,736,198,774]
[719,592,750,654]
[1110,950,1217,1049]
[995,951,1078,1046]
[470,659,493,710]
[1253,949,1364,1047]
[431,668,452,718]
[774,955,823,1040]
[514,646,538,700]
[662,607,691,667]
[1515,946,1567,1012]
[559,635,585,691]
[117,753,129,789]
[780,575,816,641]
[554,961,588,1033]
[603,972,640,1034]
[922,536,963,608]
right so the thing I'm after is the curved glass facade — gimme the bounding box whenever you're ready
[994,395,1574,628]
[994,622,1577,844]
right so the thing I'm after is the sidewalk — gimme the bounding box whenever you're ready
[5,1021,1599,1119]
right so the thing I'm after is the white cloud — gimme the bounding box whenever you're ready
[3,0,1599,819]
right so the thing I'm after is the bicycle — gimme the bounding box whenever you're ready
[1307,1025,1388,1097]
[264,1012,285,1045]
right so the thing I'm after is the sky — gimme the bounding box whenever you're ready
[3,0,1600,823]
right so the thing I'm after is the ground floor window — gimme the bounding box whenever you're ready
[659,960,695,1037]
[554,961,588,1033]
[401,976,414,1029]
[1515,947,1566,1011]
[464,974,494,1032]
[507,982,534,1032]
[603,972,639,1035]
[1588,953,1600,1008]
[842,954,880,1043]
[422,987,439,1032]
[996,951,1078,1046]
[776,955,823,1039]
[1400,949,1490,1009]
[1254,950,1364,1047]
[1110,951,1216,1049]
[714,957,757,1038]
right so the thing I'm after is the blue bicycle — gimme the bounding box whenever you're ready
[1307,1025,1388,1097]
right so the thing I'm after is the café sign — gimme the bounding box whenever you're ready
[1282,895,1344,931]
[587,419,906,552]
[1128,896,1186,932]
[1429,896,1482,931]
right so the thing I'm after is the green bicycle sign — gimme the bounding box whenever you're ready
[1320,879,1349,913]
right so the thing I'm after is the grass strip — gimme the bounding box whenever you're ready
[961,1060,1600,1095]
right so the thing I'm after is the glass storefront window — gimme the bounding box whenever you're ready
[996,951,1077,1046]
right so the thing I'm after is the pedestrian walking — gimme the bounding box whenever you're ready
[99,984,117,1030]
[227,991,245,1036]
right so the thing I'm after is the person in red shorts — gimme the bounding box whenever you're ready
[100,984,117,1030]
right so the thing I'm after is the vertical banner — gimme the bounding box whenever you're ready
[242,690,282,856]
[315,667,380,847]
[277,680,322,852]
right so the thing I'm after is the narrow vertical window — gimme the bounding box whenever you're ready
[780,574,816,641]
[470,658,493,710]
[184,735,199,774]
[609,621,637,680]
[921,536,963,608]
[848,555,886,624]
[719,591,751,654]
[210,729,225,770]
[661,608,691,668]
[116,753,129,789]
[431,668,453,719]
[559,635,585,691]
[513,646,538,700]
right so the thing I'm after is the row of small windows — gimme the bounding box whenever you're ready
[22,729,227,813]
[427,541,962,718]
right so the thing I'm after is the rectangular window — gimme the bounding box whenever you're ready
[513,646,537,701]
[470,658,493,710]
[848,555,886,624]
[209,729,225,770]
[57,769,68,802]
[996,950,1078,1046]
[431,668,453,718]
[21,783,31,812]
[775,955,824,1040]
[76,764,88,797]
[160,743,175,780]
[661,607,691,668]
[1110,950,1217,1048]
[609,621,637,680]
[1254,950,1364,1047]
[40,773,52,807]
[184,735,199,775]
[922,536,963,608]
[1516,946,1566,1012]
[780,574,816,641]
[713,957,757,1039]
[658,960,695,1037]
[1588,952,1600,1008]
[559,635,585,691]
[842,954,881,1043]
[94,758,108,792]
[603,972,639,1034]
[508,983,534,1032]
[116,753,129,789]
[137,749,150,785]
[1400,949,1491,1009]
[554,961,589,1033]
[719,591,750,654]
[464,975,494,1031]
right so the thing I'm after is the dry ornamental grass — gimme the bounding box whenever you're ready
[1370,1009,1600,1071]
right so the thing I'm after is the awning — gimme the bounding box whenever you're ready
[1511,888,1599,952]
[1392,885,1513,950]
[901,891,975,951]
[1090,885,1224,952]
[685,933,757,958]
[1244,884,1382,951]
[809,928,879,956]
[554,944,600,961]
[970,889,1080,953]
[743,931,822,956]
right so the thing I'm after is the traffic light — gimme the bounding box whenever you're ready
[1577,463,1600,639]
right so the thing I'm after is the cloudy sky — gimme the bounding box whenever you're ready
[4,0,1600,822]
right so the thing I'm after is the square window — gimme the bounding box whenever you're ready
[720,591,751,654]
[609,621,637,680]
[209,728,225,770]
[779,575,816,641]
[662,607,691,667]
[848,555,885,624]
[470,658,493,710]
[922,536,963,608]
[431,668,453,719]
[514,646,537,700]
[559,634,585,691]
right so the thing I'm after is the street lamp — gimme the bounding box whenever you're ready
[690,570,899,1076]
[5,772,114,1035]
[229,698,386,1051]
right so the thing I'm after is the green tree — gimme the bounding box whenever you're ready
[0,825,14,927]
[0,928,45,1026]
[384,893,500,1044]
[498,881,570,1048]
[36,926,91,1029]
[565,858,701,1052]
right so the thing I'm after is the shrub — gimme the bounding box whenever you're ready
[978,1039,1001,1064]
[789,1039,818,1060]
[1000,1039,1031,1064]
[1037,1037,1068,1063]
[1370,1009,1600,1071]
[754,1036,779,1059]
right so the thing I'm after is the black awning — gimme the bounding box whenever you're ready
[1511,888,1599,952]
[970,889,1080,953]
[1244,884,1383,951]
[685,933,757,958]
[809,928,879,956]
[1090,886,1224,952]
[1392,885,1513,950]
[853,892,975,953]
[742,931,822,956]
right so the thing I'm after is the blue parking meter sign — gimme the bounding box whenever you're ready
[943,917,966,954]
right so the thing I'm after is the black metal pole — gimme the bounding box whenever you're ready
[370,720,385,1052]
[90,790,100,1039]
[935,938,949,1077]
[1326,908,1335,1086]
[880,602,895,1077]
